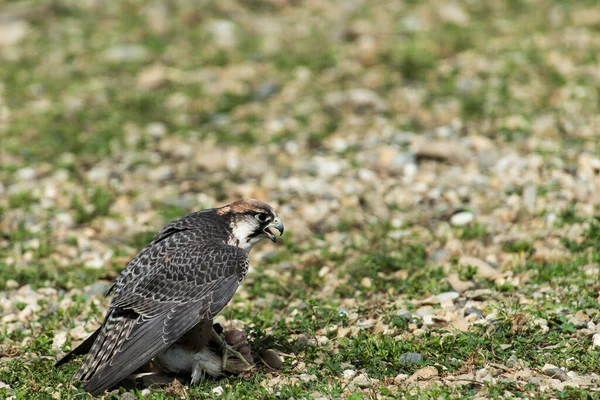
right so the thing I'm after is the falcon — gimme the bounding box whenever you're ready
[56,199,284,395]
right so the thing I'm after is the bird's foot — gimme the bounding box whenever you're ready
[219,334,251,370]
[222,343,251,370]
[210,327,254,373]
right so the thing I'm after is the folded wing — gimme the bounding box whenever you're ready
[71,229,248,396]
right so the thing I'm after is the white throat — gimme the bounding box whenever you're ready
[230,222,264,252]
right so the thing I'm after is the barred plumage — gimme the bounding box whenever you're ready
[56,199,283,395]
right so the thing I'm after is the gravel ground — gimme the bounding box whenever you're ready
[0,0,599,399]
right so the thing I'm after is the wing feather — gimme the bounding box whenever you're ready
[69,227,248,396]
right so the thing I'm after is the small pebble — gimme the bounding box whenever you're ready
[522,184,537,212]
[464,307,483,319]
[398,352,423,365]
[415,306,435,317]
[16,167,36,181]
[295,333,316,348]
[450,211,474,226]
[299,374,316,382]
[67,325,88,340]
[458,257,499,279]
[429,249,450,263]
[447,273,475,292]
[103,44,148,62]
[262,349,283,370]
[464,288,496,300]
[408,366,438,381]
[436,291,459,308]
[352,373,371,388]
[505,354,521,369]
[475,368,490,381]
[567,311,589,328]
[528,376,543,386]
[415,140,472,165]
[84,282,111,298]
[394,373,409,384]
[342,369,357,380]
[0,380,13,392]
[5,280,19,290]
[542,365,570,382]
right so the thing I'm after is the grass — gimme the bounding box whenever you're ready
[72,187,115,225]
[455,223,490,241]
[1,0,599,398]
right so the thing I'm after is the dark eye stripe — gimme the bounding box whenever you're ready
[256,213,270,222]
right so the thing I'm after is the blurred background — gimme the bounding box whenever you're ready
[0,0,599,397]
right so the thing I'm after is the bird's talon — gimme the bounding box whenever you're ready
[230,341,248,351]
[221,344,251,370]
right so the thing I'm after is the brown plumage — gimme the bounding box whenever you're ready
[56,199,283,395]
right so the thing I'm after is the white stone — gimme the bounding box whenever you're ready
[309,156,344,178]
[342,369,357,380]
[138,64,168,90]
[534,318,549,334]
[358,168,376,181]
[438,3,469,25]
[545,212,557,227]
[325,89,386,113]
[53,331,68,350]
[415,306,435,317]
[69,326,89,340]
[450,211,474,226]
[408,366,438,382]
[103,45,148,62]
[83,253,105,269]
[0,20,29,47]
[15,167,36,181]
[5,279,19,290]
[592,333,600,348]
[458,256,500,279]
[208,20,237,49]
[148,165,173,181]
[299,374,316,382]
[437,291,459,308]
[523,184,537,212]
[0,380,12,393]
[147,122,167,138]
[352,373,371,388]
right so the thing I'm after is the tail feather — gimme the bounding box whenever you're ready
[86,316,135,380]
[72,309,137,382]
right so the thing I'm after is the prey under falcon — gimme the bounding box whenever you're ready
[56,199,284,395]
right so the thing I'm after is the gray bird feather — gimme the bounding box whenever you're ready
[56,200,282,396]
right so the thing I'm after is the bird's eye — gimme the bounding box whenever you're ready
[255,213,270,223]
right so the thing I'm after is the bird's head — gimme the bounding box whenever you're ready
[218,199,284,251]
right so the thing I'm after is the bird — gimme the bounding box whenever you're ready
[55,199,284,395]
[151,321,254,384]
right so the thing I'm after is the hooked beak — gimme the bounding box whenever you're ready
[263,218,284,243]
